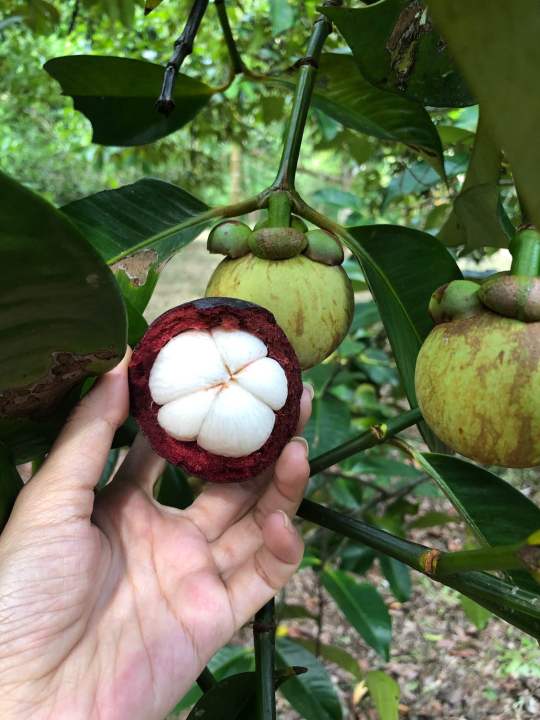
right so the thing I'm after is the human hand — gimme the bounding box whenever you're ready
[0,353,312,720]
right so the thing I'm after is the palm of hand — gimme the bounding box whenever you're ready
[0,359,310,720]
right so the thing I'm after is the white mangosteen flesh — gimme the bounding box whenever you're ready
[148,327,288,457]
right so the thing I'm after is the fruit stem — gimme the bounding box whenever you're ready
[309,407,423,475]
[271,9,335,191]
[429,541,537,577]
[267,191,292,227]
[510,227,540,277]
[297,500,540,635]
[106,194,262,265]
[214,0,245,76]
[254,600,277,720]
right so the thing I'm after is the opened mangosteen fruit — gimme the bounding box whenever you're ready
[129,297,302,483]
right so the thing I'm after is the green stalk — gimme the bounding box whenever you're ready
[432,543,529,576]
[254,600,276,720]
[309,407,422,476]
[214,0,245,75]
[510,227,540,277]
[107,194,261,265]
[297,499,540,636]
[272,12,334,190]
[267,191,292,227]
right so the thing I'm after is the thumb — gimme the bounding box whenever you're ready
[23,351,131,522]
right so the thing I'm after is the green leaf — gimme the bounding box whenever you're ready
[270,0,297,36]
[438,114,512,250]
[276,638,343,720]
[82,0,136,26]
[366,670,400,720]
[304,396,352,458]
[346,225,462,447]
[379,555,411,602]
[459,594,491,631]
[186,673,256,719]
[21,0,60,34]
[96,448,120,491]
[175,646,254,712]
[426,0,540,229]
[383,154,468,209]
[155,464,193,510]
[421,453,540,593]
[323,2,473,108]
[321,568,392,660]
[44,56,213,146]
[290,638,363,681]
[408,510,456,530]
[271,54,444,173]
[144,0,165,14]
[62,178,209,311]
[0,444,23,532]
[278,604,317,621]
[0,171,126,462]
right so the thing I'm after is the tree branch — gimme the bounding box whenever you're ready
[254,600,276,720]
[214,0,245,75]
[156,0,210,115]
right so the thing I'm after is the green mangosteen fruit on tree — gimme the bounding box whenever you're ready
[415,228,540,467]
[205,194,354,370]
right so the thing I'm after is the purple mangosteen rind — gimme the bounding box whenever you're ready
[129,297,303,483]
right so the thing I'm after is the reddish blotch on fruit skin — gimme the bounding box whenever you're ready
[129,297,302,483]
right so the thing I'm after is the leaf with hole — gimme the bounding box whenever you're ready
[62,178,209,312]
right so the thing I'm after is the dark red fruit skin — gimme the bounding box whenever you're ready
[129,297,303,483]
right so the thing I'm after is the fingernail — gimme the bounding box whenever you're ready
[277,509,294,532]
[303,383,315,400]
[291,436,309,457]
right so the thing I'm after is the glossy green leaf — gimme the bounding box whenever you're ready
[379,555,411,602]
[421,453,540,593]
[321,568,391,660]
[62,178,209,311]
[0,171,126,461]
[0,443,23,532]
[155,464,193,510]
[304,396,352,459]
[271,54,444,173]
[186,673,256,719]
[366,670,400,720]
[438,114,512,250]
[44,56,214,146]
[276,638,343,720]
[290,638,363,681]
[407,510,456,530]
[426,0,540,229]
[270,0,297,35]
[459,594,491,631]
[323,2,473,108]
[346,225,462,447]
[176,646,254,712]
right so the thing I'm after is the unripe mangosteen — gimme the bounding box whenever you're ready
[129,298,302,483]
[416,281,540,468]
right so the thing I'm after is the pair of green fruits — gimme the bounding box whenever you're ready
[206,217,540,469]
